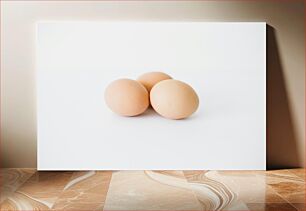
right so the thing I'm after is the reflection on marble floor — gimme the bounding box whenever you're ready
[0,169,304,210]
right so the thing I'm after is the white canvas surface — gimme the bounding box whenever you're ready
[37,22,266,170]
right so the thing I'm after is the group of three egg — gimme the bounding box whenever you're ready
[105,72,199,120]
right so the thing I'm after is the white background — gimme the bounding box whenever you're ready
[37,22,266,170]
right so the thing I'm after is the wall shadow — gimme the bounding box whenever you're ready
[266,25,300,169]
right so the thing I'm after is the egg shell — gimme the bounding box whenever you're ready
[104,79,149,116]
[150,79,199,120]
[137,72,172,92]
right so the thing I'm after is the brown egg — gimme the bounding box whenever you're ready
[105,79,149,116]
[137,72,172,92]
[150,79,199,120]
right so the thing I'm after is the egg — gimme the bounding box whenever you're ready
[137,72,172,92]
[150,79,199,119]
[104,79,149,116]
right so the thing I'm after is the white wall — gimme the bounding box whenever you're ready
[1,1,304,168]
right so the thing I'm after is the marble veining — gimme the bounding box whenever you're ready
[52,171,112,210]
[0,169,35,204]
[63,171,95,191]
[104,171,203,210]
[264,169,305,204]
[183,171,248,210]
[0,169,304,210]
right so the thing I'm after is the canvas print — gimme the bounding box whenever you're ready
[37,22,266,170]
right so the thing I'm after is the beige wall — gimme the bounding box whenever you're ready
[1,1,304,168]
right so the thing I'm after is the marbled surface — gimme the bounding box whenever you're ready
[0,169,304,210]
